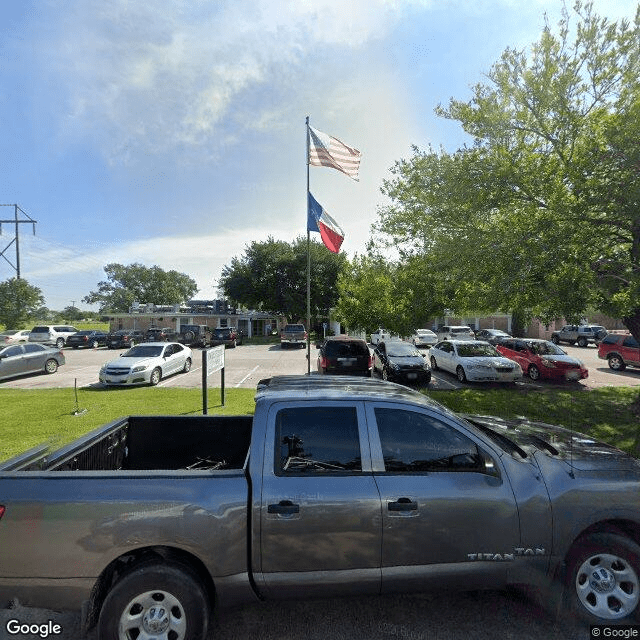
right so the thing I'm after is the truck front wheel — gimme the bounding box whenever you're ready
[564,533,640,624]
[97,561,209,640]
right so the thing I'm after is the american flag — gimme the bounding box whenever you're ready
[308,126,361,181]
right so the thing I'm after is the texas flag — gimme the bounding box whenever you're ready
[307,192,345,253]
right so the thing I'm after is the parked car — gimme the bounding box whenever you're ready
[436,325,475,341]
[551,324,607,347]
[429,340,522,383]
[597,333,640,371]
[370,328,391,345]
[65,329,109,349]
[0,343,65,381]
[280,324,307,348]
[28,325,78,349]
[474,329,511,345]
[99,342,192,386]
[0,329,31,345]
[106,329,146,349]
[373,340,431,385]
[144,327,178,342]
[316,335,372,376]
[409,329,438,348]
[210,327,241,348]
[496,338,588,382]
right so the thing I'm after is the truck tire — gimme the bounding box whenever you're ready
[551,335,560,345]
[577,337,588,348]
[184,330,195,343]
[564,532,640,624]
[97,560,209,640]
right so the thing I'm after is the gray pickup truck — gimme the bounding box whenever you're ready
[279,323,307,348]
[1,376,640,639]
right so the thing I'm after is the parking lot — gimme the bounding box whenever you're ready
[1,340,638,391]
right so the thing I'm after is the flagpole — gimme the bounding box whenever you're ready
[306,116,311,374]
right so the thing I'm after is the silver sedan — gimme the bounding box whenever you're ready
[0,343,65,381]
[99,342,193,386]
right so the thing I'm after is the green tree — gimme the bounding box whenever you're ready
[0,278,45,328]
[219,236,347,321]
[335,253,451,336]
[83,263,198,313]
[375,2,640,341]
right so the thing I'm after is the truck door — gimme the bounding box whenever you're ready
[365,403,521,593]
[257,402,382,598]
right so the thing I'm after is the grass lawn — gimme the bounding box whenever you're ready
[0,384,638,463]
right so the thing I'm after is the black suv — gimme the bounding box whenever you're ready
[317,336,372,376]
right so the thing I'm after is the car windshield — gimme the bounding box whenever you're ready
[123,346,164,357]
[457,343,499,357]
[527,341,564,356]
[74,330,93,336]
[386,343,421,357]
[214,328,231,336]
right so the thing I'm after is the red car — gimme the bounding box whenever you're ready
[598,333,640,371]
[496,338,588,381]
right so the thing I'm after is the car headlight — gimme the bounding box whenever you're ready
[132,365,148,373]
[541,358,557,368]
[389,362,401,371]
[468,363,491,370]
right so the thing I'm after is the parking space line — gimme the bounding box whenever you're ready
[235,365,260,387]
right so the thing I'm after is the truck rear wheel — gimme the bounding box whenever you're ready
[97,560,209,640]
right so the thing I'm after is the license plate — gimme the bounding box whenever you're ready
[566,371,580,381]
[338,358,357,365]
[407,373,417,380]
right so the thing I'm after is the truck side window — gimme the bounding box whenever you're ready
[275,407,362,474]
[375,408,483,473]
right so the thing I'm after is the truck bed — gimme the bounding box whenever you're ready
[1,415,253,472]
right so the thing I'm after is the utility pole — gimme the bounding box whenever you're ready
[0,204,37,279]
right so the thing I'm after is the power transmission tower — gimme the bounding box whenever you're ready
[0,204,37,279]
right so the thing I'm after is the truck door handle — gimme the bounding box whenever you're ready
[388,498,418,512]
[268,500,300,515]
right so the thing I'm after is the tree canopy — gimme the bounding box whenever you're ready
[219,236,347,321]
[372,1,640,341]
[0,278,45,328]
[83,263,199,313]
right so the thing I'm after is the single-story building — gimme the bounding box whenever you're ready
[104,301,283,339]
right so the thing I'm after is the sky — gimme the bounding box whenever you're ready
[0,0,636,311]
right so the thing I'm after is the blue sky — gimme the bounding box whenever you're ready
[0,0,635,310]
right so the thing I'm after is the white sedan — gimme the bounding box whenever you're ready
[409,329,438,348]
[429,340,522,383]
[99,342,193,386]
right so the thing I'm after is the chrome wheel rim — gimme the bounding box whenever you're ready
[118,589,187,640]
[575,552,639,620]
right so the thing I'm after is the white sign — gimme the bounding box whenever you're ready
[206,345,225,376]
